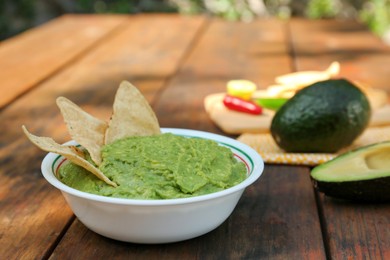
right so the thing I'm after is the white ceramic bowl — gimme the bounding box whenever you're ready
[41,128,264,243]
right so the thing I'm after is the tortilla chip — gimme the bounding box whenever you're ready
[105,81,160,144]
[56,97,107,166]
[22,126,117,187]
[69,145,86,158]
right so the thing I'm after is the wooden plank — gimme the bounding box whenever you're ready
[289,18,390,258]
[200,165,325,259]
[155,18,325,258]
[318,195,390,259]
[0,14,205,259]
[49,18,326,258]
[154,18,293,135]
[289,18,390,91]
[49,166,326,260]
[0,14,127,109]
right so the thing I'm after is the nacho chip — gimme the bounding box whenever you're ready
[56,97,107,166]
[22,126,117,187]
[105,81,160,144]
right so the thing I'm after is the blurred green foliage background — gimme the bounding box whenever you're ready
[1,0,389,42]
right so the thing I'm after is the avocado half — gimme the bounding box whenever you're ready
[311,141,390,202]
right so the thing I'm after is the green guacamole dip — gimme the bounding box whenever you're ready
[57,133,247,199]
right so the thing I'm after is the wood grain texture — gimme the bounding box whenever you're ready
[318,195,390,259]
[289,18,390,259]
[289,19,390,92]
[1,14,389,259]
[153,18,292,135]
[49,166,326,260]
[0,14,205,259]
[45,17,326,259]
[0,15,127,109]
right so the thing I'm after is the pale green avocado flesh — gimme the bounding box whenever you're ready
[311,141,390,202]
[57,133,247,200]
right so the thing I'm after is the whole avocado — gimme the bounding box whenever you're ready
[270,79,371,153]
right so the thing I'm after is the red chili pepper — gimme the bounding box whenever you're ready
[223,95,262,115]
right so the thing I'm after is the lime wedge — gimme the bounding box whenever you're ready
[255,98,288,110]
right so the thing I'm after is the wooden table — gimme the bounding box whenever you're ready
[1,14,389,259]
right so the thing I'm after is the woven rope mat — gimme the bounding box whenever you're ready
[237,126,390,166]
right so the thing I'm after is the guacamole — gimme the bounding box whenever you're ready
[57,133,247,199]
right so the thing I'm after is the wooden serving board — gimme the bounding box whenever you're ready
[204,92,390,134]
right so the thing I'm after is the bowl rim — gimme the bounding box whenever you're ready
[41,128,264,206]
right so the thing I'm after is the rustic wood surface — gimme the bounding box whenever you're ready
[0,14,389,259]
[289,19,390,260]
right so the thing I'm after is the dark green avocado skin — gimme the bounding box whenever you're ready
[271,79,371,153]
[312,177,390,202]
[310,141,390,202]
